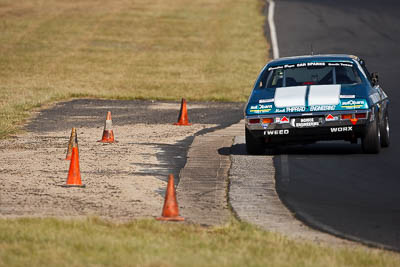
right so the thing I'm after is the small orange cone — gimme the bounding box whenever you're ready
[98,111,115,143]
[65,128,77,160]
[174,98,192,126]
[62,146,85,188]
[156,174,184,221]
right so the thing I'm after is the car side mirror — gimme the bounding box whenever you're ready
[371,72,379,86]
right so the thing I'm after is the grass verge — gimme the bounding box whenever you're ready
[0,218,399,267]
[0,0,267,137]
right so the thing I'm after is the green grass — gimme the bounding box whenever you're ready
[0,218,399,267]
[0,0,267,137]
[4,1,395,266]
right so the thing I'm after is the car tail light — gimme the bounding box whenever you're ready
[355,113,367,119]
[341,114,352,120]
[262,118,273,124]
[249,118,260,124]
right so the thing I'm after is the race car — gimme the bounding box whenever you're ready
[244,54,390,154]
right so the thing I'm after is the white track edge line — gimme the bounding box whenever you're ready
[267,0,279,59]
[267,1,289,185]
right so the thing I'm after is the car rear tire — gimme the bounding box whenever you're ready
[380,112,390,147]
[245,128,265,155]
[361,115,381,154]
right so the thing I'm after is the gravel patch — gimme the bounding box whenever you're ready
[0,122,216,222]
[0,99,243,222]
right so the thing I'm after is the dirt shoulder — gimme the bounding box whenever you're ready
[0,99,243,222]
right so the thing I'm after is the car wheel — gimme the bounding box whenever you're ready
[361,114,381,154]
[245,128,265,155]
[380,112,390,147]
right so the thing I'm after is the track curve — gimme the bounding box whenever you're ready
[270,0,400,250]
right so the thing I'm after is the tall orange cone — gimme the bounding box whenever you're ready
[98,111,115,143]
[156,174,184,221]
[65,127,77,160]
[62,145,85,187]
[174,98,192,126]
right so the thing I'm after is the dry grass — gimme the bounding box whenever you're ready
[0,0,267,137]
[0,218,399,267]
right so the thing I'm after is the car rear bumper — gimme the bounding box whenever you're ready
[245,110,371,144]
[248,125,366,144]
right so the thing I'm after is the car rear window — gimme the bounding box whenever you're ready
[260,62,362,88]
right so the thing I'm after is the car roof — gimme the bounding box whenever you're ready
[267,54,359,66]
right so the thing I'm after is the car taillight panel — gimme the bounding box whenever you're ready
[249,118,260,124]
[341,113,367,120]
[341,114,352,120]
[262,118,274,124]
[355,113,367,119]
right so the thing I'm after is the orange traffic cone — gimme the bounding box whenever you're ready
[65,127,77,160]
[174,98,192,126]
[156,174,184,221]
[62,146,85,187]
[98,111,115,143]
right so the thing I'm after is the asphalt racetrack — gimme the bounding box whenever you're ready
[270,0,400,249]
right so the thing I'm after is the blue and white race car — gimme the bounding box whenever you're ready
[244,54,390,154]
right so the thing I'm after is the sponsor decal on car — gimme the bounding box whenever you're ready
[309,105,336,111]
[340,95,355,99]
[247,98,368,116]
[275,116,289,124]
[327,62,353,67]
[268,65,284,71]
[341,99,367,109]
[264,129,290,135]
[286,106,306,112]
[330,126,353,132]
[268,61,354,71]
[297,62,327,68]
[259,98,274,103]
[259,104,273,109]
[325,114,339,121]
[248,104,273,114]
[306,62,325,67]
[294,117,320,128]
[249,109,272,114]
